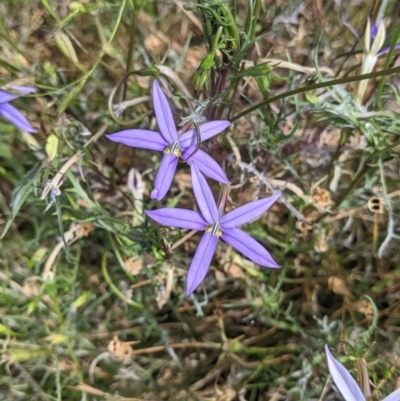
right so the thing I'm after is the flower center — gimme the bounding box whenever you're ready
[164,141,181,157]
[205,221,222,237]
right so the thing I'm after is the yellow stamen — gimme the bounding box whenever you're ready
[164,141,182,157]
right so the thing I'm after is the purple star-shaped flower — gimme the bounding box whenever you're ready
[106,80,230,201]
[325,345,400,401]
[0,86,37,133]
[146,165,280,295]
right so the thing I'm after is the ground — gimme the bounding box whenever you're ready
[1,0,400,400]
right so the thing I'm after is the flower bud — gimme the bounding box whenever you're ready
[192,53,214,89]
[369,19,386,56]
[137,65,160,77]
[127,168,145,225]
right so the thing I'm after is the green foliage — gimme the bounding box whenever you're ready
[1,0,400,399]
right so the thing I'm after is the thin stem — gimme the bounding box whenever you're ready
[374,22,400,109]
[378,157,395,258]
[130,341,221,355]
[171,230,197,250]
[108,70,152,126]
[217,185,230,219]
[121,10,139,102]
[101,249,143,309]
[376,0,390,22]
[57,0,127,117]
[231,66,400,122]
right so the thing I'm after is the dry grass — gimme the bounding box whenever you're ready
[1,0,400,400]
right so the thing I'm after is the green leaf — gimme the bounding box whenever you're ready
[72,291,91,309]
[0,323,17,336]
[305,92,320,104]
[1,162,43,239]
[45,133,59,161]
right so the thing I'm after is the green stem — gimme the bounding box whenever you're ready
[40,0,61,23]
[101,249,143,309]
[376,0,390,22]
[231,66,400,122]
[121,10,139,102]
[252,0,261,40]
[374,22,400,109]
[57,0,127,116]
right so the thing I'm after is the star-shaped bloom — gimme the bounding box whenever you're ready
[145,165,280,295]
[106,80,230,201]
[0,86,37,133]
[325,345,400,401]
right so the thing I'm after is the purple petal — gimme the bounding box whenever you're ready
[370,20,378,39]
[221,227,280,268]
[0,86,37,103]
[11,86,38,95]
[382,387,400,401]
[145,208,207,230]
[179,121,230,149]
[325,345,365,401]
[0,91,17,104]
[221,193,281,228]
[0,103,37,132]
[152,80,177,143]
[191,164,218,224]
[378,43,400,55]
[186,231,218,295]
[183,149,230,184]
[151,153,179,201]
[106,129,168,151]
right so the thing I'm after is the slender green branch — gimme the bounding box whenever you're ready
[231,66,400,122]
[121,9,139,102]
[101,249,143,309]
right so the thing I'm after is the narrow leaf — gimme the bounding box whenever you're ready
[45,133,59,161]
[1,162,43,239]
